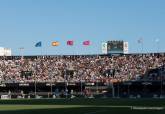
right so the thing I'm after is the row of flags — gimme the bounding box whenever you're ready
[35,38,160,47]
[35,40,90,47]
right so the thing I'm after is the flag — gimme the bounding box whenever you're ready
[52,41,60,46]
[67,40,74,46]
[137,38,143,44]
[35,41,42,47]
[83,40,90,46]
[155,38,159,43]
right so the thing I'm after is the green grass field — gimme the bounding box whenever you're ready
[0,98,165,114]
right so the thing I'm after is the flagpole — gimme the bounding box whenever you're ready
[41,45,43,56]
[19,47,24,59]
[155,38,160,53]
[34,41,42,98]
[141,42,143,53]
[138,38,143,53]
[141,38,144,53]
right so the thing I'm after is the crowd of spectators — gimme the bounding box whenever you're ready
[0,53,165,83]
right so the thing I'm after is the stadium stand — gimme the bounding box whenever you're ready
[0,53,165,98]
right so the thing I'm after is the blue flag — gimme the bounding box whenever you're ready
[35,41,42,47]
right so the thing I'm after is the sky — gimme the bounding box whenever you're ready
[0,0,165,55]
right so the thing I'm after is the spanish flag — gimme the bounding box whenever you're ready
[52,41,60,46]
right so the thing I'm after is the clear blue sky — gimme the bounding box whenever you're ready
[0,0,165,55]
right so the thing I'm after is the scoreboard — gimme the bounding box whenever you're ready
[102,41,128,54]
[107,41,123,53]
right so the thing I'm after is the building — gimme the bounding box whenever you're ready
[0,47,12,56]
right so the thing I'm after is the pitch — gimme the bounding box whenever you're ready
[0,98,165,114]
